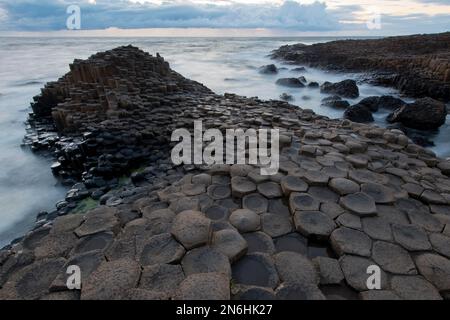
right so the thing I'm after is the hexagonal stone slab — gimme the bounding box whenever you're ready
[361,217,392,241]
[212,229,248,262]
[330,227,372,257]
[339,193,377,217]
[304,170,329,186]
[281,176,308,196]
[205,205,230,221]
[289,193,320,213]
[139,264,185,295]
[175,272,230,300]
[242,193,268,214]
[232,253,279,289]
[294,211,337,238]
[243,232,276,254]
[139,233,186,266]
[81,258,141,300]
[207,184,232,200]
[339,255,388,291]
[274,233,308,255]
[230,164,253,177]
[415,253,450,292]
[392,224,431,251]
[430,233,450,258]
[336,212,362,230]
[274,251,319,285]
[391,276,442,300]
[312,257,344,285]
[171,210,212,250]
[181,247,231,277]
[329,178,359,195]
[407,210,444,233]
[229,209,261,233]
[349,169,389,185]
[231,177,256,198]
[308,186,340,203]
[372,241,417,275]
[75,209,120,238]
[257,182,283,199]
[361,183,395,204]
[268,199,290,216]
[261,213,293,237]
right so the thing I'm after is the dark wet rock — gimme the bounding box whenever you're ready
[274,232,308,255]
[289,192,320,213]
[181,247,231,277]
[276,78,305,88]
[242,193,268,214]
[259,64,278,74]
[280,93,294,101]
[344,105,374,123]
[232,253,279,289]
[257,182,282,198]
[339,192,377,217]
[175,272,230,300]
[171,210,211,250]
[321,95,350,109]
[357,95,406,112]
[320,80,359,99]
[308,82,319,88]
[281,176,308,196]
[388,97,447,130]
[291,67,306,72]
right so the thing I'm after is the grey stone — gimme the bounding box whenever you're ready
[362,217,393,241]
[182,247,231,277]
[361,183,396,204]
[139,264,185,295]
[339,192,377,217]
[392,224,431,251]
[243,232,276,255]
[212,229,248,262]
[391,276,442,300]
[330,227,372,257]
[336,213,362,230]
[171,210,212,250]
[242,193,268,214]
[175,272,230,300]
[232,253,279,289]
[312,257,344,285]
[329,178,359,195]
[207,184,232,200]
[257,182,282,198]
[294,211,337,238]
[74,208,120,238]
[415,253,450,291]
[407,210,444,233]
[429,233,450,258]
[274,233,308,255]
[339,255,388,291]
[280,176,309,196]
[289,193,320,213]
[261,213,293,237]
[229,209,261,233]
[139,233,186,266]
[81,258,141,300]
[274,251,319,285]
[372,241,417,275]
[231,177,256,198]
[72,231,114,255]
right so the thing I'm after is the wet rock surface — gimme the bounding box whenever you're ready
[2,46,450,300]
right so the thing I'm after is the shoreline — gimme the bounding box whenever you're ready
[1,45,450,300]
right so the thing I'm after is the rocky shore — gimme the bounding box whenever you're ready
[271,32,450,102]
[1,46,450,300]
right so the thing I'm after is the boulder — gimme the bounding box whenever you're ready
[344,105,374,123]
[321,95,350,109]
[276,78,305,88]
[387,97,447,130]
[259,64,278,74]
[320,80,359,98]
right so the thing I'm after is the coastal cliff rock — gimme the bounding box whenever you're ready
[2,46,450,300]
[272,32,450,102]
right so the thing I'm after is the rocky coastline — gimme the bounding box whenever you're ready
[1,45,450,300]
[271,32,450,102]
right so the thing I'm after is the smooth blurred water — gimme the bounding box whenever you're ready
[0,36,448,248]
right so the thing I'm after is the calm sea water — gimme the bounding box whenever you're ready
[0,37,449,248]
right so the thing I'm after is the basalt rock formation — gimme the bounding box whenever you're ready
[272,32,450,102]
[1,46,450,300]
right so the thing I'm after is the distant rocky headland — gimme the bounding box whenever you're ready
[1,45,450,300]
[272,32,450,102]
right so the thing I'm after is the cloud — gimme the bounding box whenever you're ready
[0,0,339,31]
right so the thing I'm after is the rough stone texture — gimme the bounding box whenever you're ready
[339,255,388,291]
[229,209,260,233]
[139,233,185,266]
[415,253,450,292]
[339,193,377,217]
[294,211,337,238]
[181,247,231,277]
[331,227,372,257]
[139,264,185,296]
[232,253,279,289]
[261,213,293,238]
[171,210,212,250]
[175,272,230,300]
[390,276,442,300]
[312,257,344,285]
[274,251,319,285]
[371,241,417,275]
[392,224,432,251]
[211,229,248,262]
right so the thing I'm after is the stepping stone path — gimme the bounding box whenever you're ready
[3,46,450,300]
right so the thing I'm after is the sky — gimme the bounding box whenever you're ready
[0,0,449,36]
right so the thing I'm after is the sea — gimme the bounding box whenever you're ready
[0,36,449,248]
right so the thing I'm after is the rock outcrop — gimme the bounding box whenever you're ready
[272,32,450,102]
[1,46,450,301]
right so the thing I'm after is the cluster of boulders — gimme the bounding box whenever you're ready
[271,32,450,102]
[1,46,450,300]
